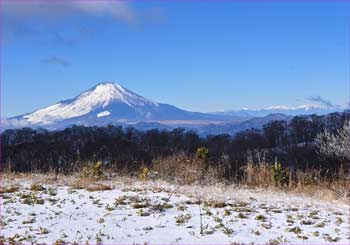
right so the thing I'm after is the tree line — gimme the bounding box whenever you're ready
[2,111,349,180]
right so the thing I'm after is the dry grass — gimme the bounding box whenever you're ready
[69,178,112,192]
[0,185,20,194]
[1,156,348,202]
[86,183,112,192]
[243,162,349,201]
[0,172,348,204]
[244,162,273,187]
[152,153,221,184]
[151,156,349,202]
[69,178,87,190]
[30,183,46,191]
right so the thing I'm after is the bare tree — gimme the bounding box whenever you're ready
[316,121,350,162]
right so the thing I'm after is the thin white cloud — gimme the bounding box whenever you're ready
[2,1,165,44]
[41,56,70,68]
[73,1,135,23]
[2,1,136,23]
[1,1,137,43]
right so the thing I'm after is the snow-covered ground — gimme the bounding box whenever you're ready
[1,176,349,244]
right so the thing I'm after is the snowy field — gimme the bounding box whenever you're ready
[1,175,349,244]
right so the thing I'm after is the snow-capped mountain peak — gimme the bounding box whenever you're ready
[77,82,158,108]
[21,82,159,124]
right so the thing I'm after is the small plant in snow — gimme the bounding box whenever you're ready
[224,209,231,216]
[22,218,36,224]
[39,227,49,234]
[237,213,248,219]
[300,219,314,225]
[223,227,234,235]
[314,222,326,228]
[336,217,343,225]
[105,204,115,211]
[55,239,66,245]
[175,213,191,224]
[287,226,302,234]
[268,235,289,244]
[30,184,46,192]
[214,216,222,223]
[297,234,308,240]
[136,209,150,217]
[177,205,186,211]
[47,188,57,196]
[255,214,266,221]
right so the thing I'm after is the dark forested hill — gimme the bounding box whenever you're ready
[2,111,349,177]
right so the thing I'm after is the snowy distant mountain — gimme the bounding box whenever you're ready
[198,113,292,135]
[211,104,343,118]
[6,82,228,129]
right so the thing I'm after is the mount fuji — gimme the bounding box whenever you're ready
[6,82,228,129]
[5,82,344,132]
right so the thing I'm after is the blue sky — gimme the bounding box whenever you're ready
[2,0,349,117]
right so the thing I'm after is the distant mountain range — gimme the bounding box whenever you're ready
[197,113,293,135]
[211,105,341,118]
[3,82,345,134]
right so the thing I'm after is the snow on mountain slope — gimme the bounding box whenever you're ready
[97,111,111,118]
[21,83,159,124]
[9,82,226,128]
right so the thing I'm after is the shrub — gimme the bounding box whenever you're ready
[316,122,350,162]
[93,161,104,178]
[271,162,289,187]
[81,161,106,180]
[196,147,209,161]
[139,167,149,181]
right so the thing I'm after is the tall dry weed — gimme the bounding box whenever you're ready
[152,153,221,184]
